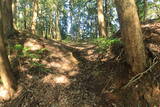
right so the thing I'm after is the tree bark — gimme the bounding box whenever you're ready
[31,0,38,34]
[97,0,107,37]
[115,0,146,73]
[143,0,147,22]
[12,0,18,29]
[55,10,61,40]
[1,0,15,37]
[0,2,16,96]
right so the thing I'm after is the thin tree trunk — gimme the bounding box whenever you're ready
[0,2,16,96]
[105,0,109,34]
[31,0,38,34]
[24,8,27,29]
[12,0,18,29]
[97,0,107,37]
[143,0,147,22]
[115,0,146,73]
[69,0,73,33]
[55,10,61,40]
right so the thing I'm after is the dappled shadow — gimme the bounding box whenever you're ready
[4,35,127,106]
[46,40,131,106]
[3,33,158,106]
[1,36,101,106]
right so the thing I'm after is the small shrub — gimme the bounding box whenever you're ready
[92,37,122,53]
[12,44,47,59]
[31,62,45,67]
[30,62,52,73]
[14,44,23,51]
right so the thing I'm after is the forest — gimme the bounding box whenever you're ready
[0,0,160,106]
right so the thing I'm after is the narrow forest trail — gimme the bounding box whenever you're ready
[1,36,112,107]
[1,21,160,106]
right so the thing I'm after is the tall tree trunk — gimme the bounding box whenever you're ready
[115,0,146,73]
[68,0,73,35]
[97,0,107,37]
[31,0,38,34]
[0,2,16,96]
[23,0,28,30]
[1,0,15,37]
[104,0,109,34]
[143,0,147,22]
[55,10,61,40]
[12,0,18,29]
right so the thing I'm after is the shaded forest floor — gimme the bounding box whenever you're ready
[0,21,160,107]
[1,34,115,107]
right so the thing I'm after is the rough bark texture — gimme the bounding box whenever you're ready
[1,0,15,37]
[115,0,146,73]
[31,0,38,34]
[97,0,107,37]
[0,2,16,96]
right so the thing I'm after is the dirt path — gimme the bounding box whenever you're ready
[1,38,107,107]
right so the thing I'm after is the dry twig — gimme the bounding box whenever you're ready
[122,58,159,89]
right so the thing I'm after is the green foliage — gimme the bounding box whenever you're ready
[36,48,47,54]
[22,47,30,53]
[12,43,51,73]
[14,44,23,50]
[31,62,45,67]
[92,37,121,53]
[12,44,47,59]
[62,36,73,43]
[30,62,52,73]
[26,53,40,59]
[12,44,47,65]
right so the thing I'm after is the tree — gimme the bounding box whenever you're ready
[55,8,62,40]
[136,0,148,22]
[0,1,16,96]
[143,0,147,21]
[12,0,18,28]
[31,0,39,34]
[115,0,146,73]
[1,0,15,37]
[97,0,107,37]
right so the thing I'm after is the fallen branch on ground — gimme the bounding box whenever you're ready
[122,58,159,89]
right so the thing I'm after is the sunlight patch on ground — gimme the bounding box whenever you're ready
[54,75,70,85]
[26,74,33,79]
[42,74,70,86]
[62,52,79,64]
[68,71,79,77]
[45,61,77,73]
[0,87,10,100]
[24,38,43,51]
[40,47,78,73]
[144,86,160,103]
[48,62,62,68]
[87,50,94,55]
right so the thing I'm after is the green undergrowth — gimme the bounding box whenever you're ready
[91,37,122,53]
[13,44,47,58]
[62,36,74,43]
[62,36,84,44]
[10,44,52,73]
[62,37,122,54]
